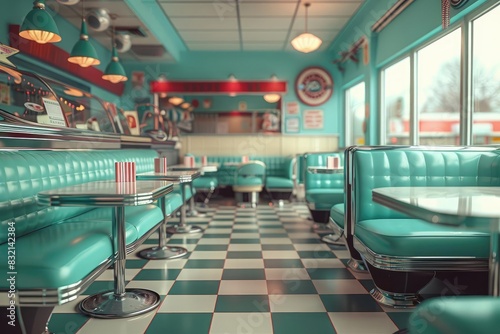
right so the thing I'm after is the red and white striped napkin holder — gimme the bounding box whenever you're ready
[327,156,339,169]
[115,161,136,193]
[154,157,168,174]
[184,155,195,168]
[201,155,208,166]
[242,155,249,163]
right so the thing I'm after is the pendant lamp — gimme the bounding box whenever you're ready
[291,3,322,53]
[68,1,100,67]
[263,94,281,103]
[102,25,127,83]
[19,0,62,44]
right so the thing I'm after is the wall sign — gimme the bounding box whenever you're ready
[295,67,333,106]
[303,110,324,129]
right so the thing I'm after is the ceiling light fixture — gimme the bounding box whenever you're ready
[291,2,322,53]
[168,96,184,106]
[263,94,281,103]
[102,16,128,83]
[19,0,62,44]
[68,0,100,67]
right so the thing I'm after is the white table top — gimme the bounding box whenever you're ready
[307,166,344,174]
[372,186,500,228]
[137,170,200,183]
[38,180,173,207]
[170,164,218,173]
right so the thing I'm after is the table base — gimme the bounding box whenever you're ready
[139,246,188,260]
[79,288,160,318]
[167,224,204,234]
[321,233,345,246]
[312,223,333,231]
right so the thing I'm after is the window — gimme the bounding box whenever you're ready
[471,4,500,144]
[345,81,365,146]
[417,28,461,145]
[382,57,410,145]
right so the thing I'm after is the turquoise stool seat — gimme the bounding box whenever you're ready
[407,297,500,334]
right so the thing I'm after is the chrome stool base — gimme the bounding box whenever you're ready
[167,224,204,234]
[347,258,368,272]
[370,287,421,308]
[139,246,188,260]
[79,288,160,318]
[321,233,345,246]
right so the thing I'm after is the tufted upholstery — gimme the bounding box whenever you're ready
[350,146,496,306]
[0,149,176,298]
[304,152,344,221]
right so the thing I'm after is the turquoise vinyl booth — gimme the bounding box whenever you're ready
[0,149,183,333]
[349,146,495,308]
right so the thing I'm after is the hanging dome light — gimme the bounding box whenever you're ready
[19,0,62,44]
[68,18,100,67]
[263,94,281,103]
[291,3,322,53]
[168,96,184,106]
[102,46,127,83]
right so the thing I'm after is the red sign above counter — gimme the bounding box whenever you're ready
[150,80,287,94]
[9,25,125,96]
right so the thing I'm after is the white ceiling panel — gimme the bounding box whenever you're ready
[161,3,237,18]
[240,17,292,30]
[242,30,288,42]
[292,16,350,31]
[243,43,284,51]
[45,0,366,61]
[170,17,239,30]
[304,1,363,17]
[238,3,298,17]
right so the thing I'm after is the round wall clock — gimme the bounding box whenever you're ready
[295,67,333,106]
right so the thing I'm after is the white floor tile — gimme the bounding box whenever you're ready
[328,312,399,334]
[218,280,268,295]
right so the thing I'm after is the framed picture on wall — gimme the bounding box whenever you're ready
[286,101,299,114]
[286,117,300,133]
[303,110,323,129]
[123,110,140,135]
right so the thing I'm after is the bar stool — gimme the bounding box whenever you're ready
[232,161,266,208]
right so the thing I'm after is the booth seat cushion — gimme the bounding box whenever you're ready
[306,189,344,210]
[356,218,490,257]
[164,193,183,215]
[0,221,113,289]
[193,177,218,190]
[69,204,164,242]
[329,203,344,229]
[266,176,294,190]
[408,297,500,334]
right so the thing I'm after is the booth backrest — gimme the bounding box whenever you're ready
[352,147,500,223]
[304,152,344,190]
[0,149,159,244]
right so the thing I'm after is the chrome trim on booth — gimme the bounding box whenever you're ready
[370,286,422,308]
[353,238,489,272]
[347,258,367,272]
[0,120,120,149]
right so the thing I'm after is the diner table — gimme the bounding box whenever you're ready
[372,186,500,296]
[139,170,203,234]
[170,163,219,215]
[307,166,345,245]
[37,180,173,318]
[135,171,200,259]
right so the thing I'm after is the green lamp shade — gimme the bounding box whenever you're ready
[102,47,127,83]
[68,20,100,67]
[19,0,61,44]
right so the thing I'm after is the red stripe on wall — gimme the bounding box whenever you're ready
[150,80,287,94]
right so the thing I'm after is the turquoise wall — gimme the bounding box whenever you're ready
[0,2,119,103]
[123,51,340,135]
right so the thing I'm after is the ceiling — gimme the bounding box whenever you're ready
[48,0,365,62]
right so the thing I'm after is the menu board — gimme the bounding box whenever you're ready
[303,110,323,129]
[42,97,67,127]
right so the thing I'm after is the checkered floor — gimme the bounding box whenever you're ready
[48,200,411,334]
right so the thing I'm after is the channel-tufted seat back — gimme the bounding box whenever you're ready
[353,148,500,223]
[0,149,158,244]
